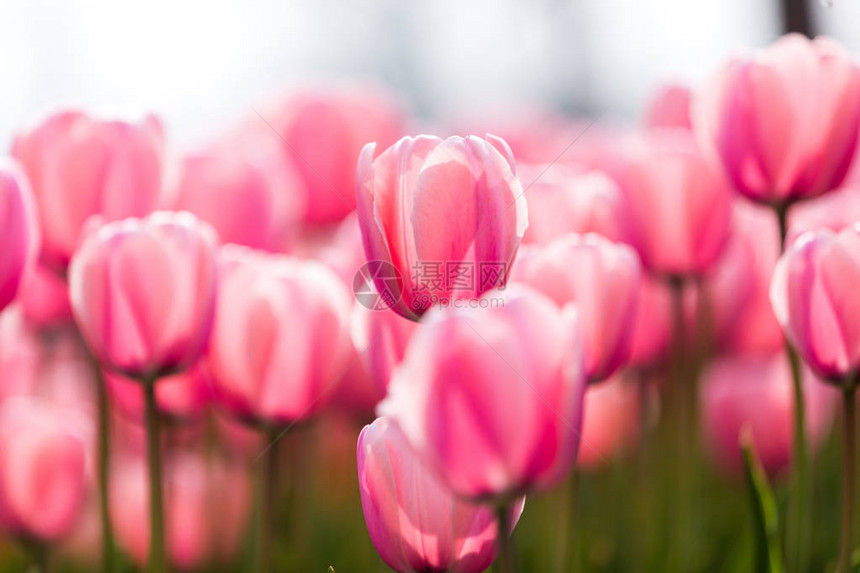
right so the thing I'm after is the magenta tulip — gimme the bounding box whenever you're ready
[0,160,38,313]
[701,353,835,477]
[111,453,251,570]
[13,110,164,270]
[623,129,733,276]
[358,417,523,573]
[68,211,218,380]
[379,287,586,501]
[207,246,353,426]
[0,396,91,541]
[771,224,860,383]
[250,84,405,223]
[357,134,528,321]
[695,34,860,205]
[511,233,641,383]
[169,142,303,251]
[520,166,634,247]
[645,83,692,130]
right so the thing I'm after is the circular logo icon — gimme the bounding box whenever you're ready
[353,260,403,311]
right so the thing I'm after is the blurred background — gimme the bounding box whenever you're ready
[1,0,857,147]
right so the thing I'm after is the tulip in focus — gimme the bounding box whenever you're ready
[695,34,860,206]
[770,224,860,383]
[111,453,251,570]
[357,134,528,321]
[511,233,641,383]
[701,353,835,477]
[380,287,586,502]
[0,396,91,541]
[358,417,523,573]
[0,160,38,314]
[13,110,164,270]
[68,211,219,380]
[207,246,353,426]
[623,129,733,277]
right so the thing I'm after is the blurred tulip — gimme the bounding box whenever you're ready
[250,84,405,223]
[106,364,209,423]
[168,141,303,251]
[68,211,218,380]
[623,130,732,276]
[644,83,692,130]
[12,110,164,270]
[771,225,860,383]
[511,234,641,383]
[520,166,634,246]
[628,275,673,370]
[111,453,251,570]
[380,287,586,501]
[704,203,784,355]
[577,376,642,469]
[701,354,836,477]
[18,263,72,328]
[0,160,38,313]
[358,417,523,573]
[0,396,91,541]
[788,186,860,245]
[207,246,353,426]
[356,134,527,321]
[695,34,860,205]
[351,304,419,395]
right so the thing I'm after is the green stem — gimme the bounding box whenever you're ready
[95,371,114,573]
[777,204,810,573]
[144,378,167,573]
[839,385,856,573]
[554,471,579,573]
[253,429,280,573]
[494,505,516,573]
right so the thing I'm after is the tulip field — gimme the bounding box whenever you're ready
[4,27,860,573]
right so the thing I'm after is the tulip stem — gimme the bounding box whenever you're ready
[494,505,516,573]
[253,428,280,573]
[776,203,810,573]
[95,370,115,573]
[839,383,857,573]
[144,377,167,573]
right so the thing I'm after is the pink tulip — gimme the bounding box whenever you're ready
[628,275,674,370]
[357,134,528,321]
[111,452,251,570]
[788,186,860,245]
[695,34,860,205]
[68,211,218,380]
[701,353,836,477]
[207,246,353,426]
[0,396,91,541]
[577,376,642,469]
[703,203,784,355]
[644,83,692,130]
[379,287,586,501]
[250,84,405,223]
[771,224,860,382]
[519,165,634,247]
[168,141,303,251]
[106,363,210,423]
[12,110,164,270]
[0,160,38,313]
[18,263,73,328]
[358,417,524,573]
[623,129,733,276]
[351,304,420,395]
[511,234,641,383]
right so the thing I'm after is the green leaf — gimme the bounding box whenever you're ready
[741,428,786,573]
